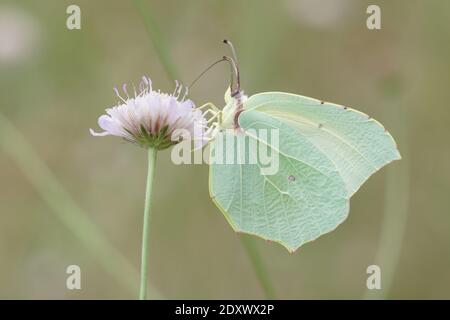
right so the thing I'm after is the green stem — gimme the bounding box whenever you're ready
[0,113,164,298]
[363,95,410,299]
[139,147,158,300]
[241,236,276,299]
[132,0,178,81]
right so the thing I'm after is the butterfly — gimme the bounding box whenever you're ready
[200,40,401,253]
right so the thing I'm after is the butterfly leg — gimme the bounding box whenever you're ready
[206,112,221,125]
[204,121,221,140]
[202,109,218,120]
[196,101,219,117]
[187,122,220,153]
[195,102,220,113]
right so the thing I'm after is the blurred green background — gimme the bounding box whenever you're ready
[0,0,449,299]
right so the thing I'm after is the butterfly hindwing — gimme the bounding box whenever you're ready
[209,109,349,252]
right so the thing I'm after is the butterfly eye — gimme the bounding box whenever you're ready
[288,175,296,182]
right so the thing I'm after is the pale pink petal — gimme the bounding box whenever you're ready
[89,128,111,136]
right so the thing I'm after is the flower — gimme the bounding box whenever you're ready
[90,76,207,150]
[0,5,40,65]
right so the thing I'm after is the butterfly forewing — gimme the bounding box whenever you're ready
[243,92,401,196]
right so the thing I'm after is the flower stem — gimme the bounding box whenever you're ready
[131,3,276,299]
[0,113,166,298]
[132,0,178,81]
[140,147,158,300]
[241,236,276,299]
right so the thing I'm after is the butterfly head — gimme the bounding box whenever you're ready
[188,40,246,130]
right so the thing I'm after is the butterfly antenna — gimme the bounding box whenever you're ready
[223,39,241,95]
[188,57,228,90]
[222,56,239,95]
[187,40,241,96]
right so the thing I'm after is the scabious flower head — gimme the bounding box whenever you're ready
[90,77,207,150]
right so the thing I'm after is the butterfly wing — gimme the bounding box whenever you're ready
[242,92,401,196]
[209,109,350,252]
[209,91,400,252]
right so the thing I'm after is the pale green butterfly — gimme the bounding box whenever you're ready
[200,40,401,253]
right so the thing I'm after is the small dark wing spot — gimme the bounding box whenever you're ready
[343,106,348,110]
[318,123,323,129]
[320,101,324,105]
[288,175,296,182]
